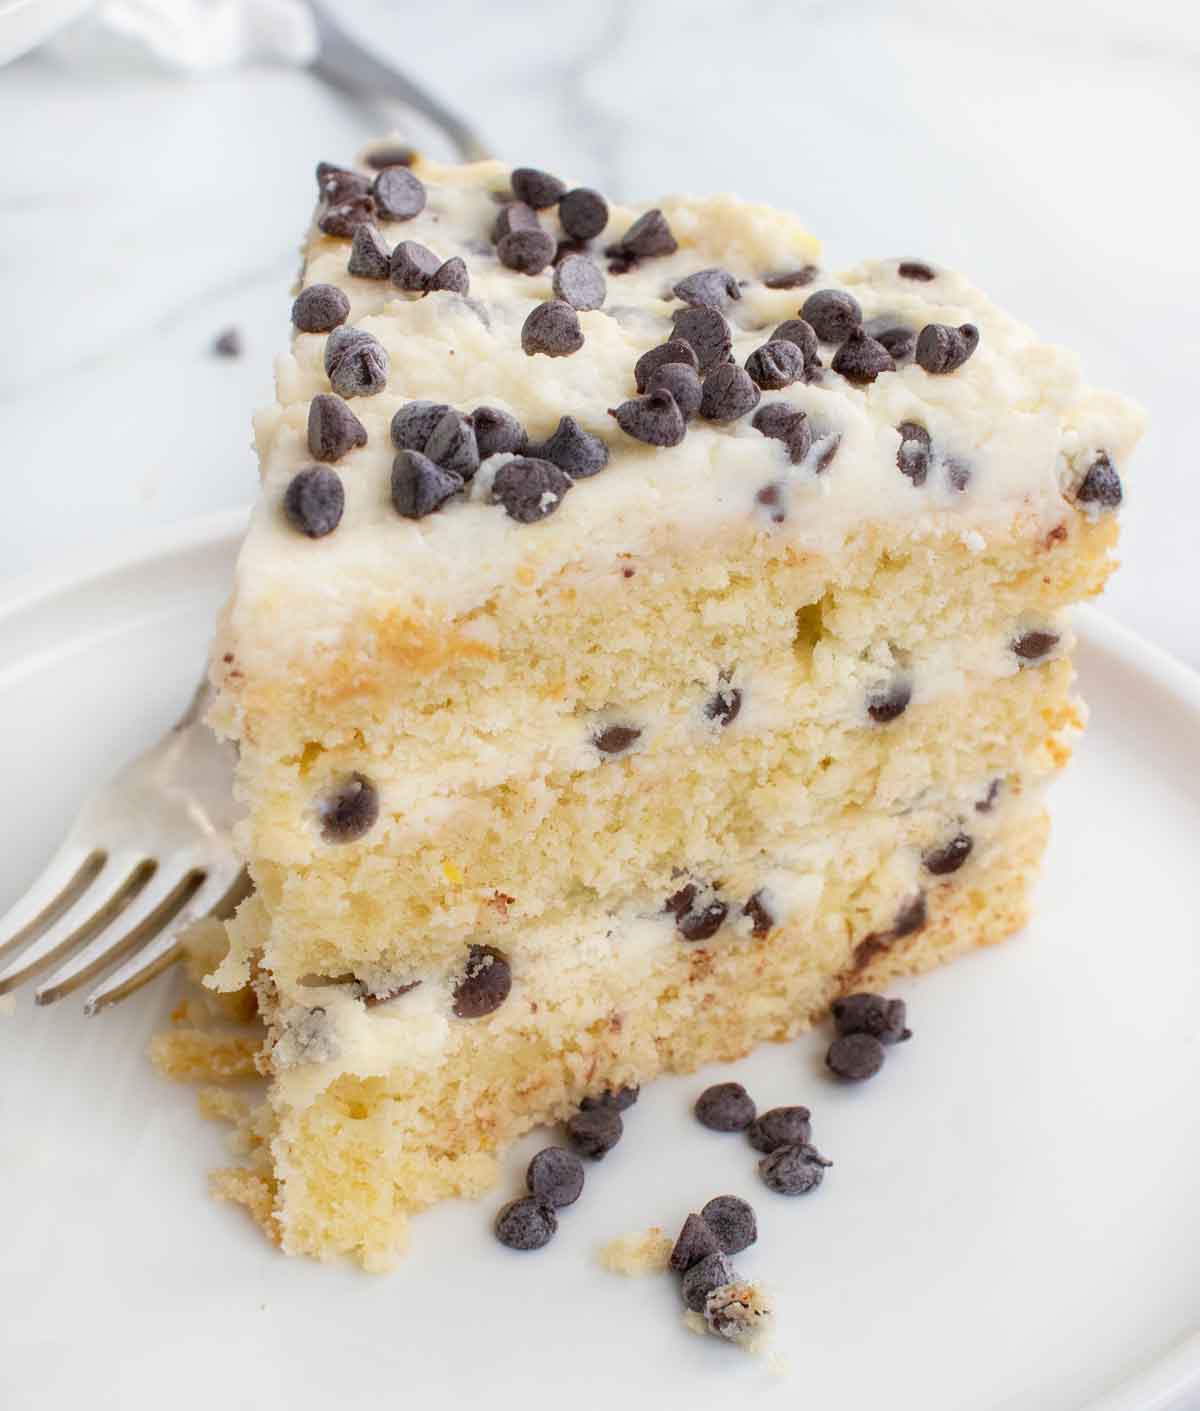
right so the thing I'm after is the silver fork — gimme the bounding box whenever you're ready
[0,680,246,1014]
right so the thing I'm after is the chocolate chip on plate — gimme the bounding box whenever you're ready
[923,833,973,875]
[498,227,558,275]
[453,944,512,1018]
[511,166,566,209]
[704,684,742,727]
[558,187,610,241]
[801,289,862,344]
[745,339,806,391]
[307,394,367,462]
[594,723,641,754]
[521,300,584,357]
[700,363,761,422]
[1013,629,1060,661]
[831,328,896,385]
[666,883,728,941]
[613,208,677,258]
[701,1195,757,1256]
[390,240,443,292]
[898,259,936,281]
[391,399,451,452]
[896,422,932,486]
[634,339,699,392]
[759,1143,832,1194]
[826,1032,885,1081]
[670,1213,722,1273]
[746,1106,812,1154]
[324,327,389,398]
[348,223,392,280]
[492,455,573,521]
[752,404,813,464]
[424,409,481,480]
[694,1082,756,1132]
[580,1085,639,1112]
[526,1147,585,1208]
[492,201,541,243]
[671,306,732,372]
[1074,452,1123,509]
[681,1252,736,1312]
[494,1196,557,1250]
[867,680,912,724]
[915,322,980,374]
[832,993,911,1044]
[553,253,606,310]
[428,256,470,294]
[610,389,687,447]
[565,1105,623,1159]
[471,406,528,458]
[292,283,350,333]
[672,267,741,310]
[741,890,773,938]
[530,415,609,479]
[763,265,818,290]
[284,466,343,538]
[391,450,464,519]
[212,326,242,358]
[647,362,702,420]
[319,772,379,842]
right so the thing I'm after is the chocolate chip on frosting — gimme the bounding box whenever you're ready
[923,833,974,875]
[916,322,980,374]
[700,363,761,423]
[511,166,567,209]
[594,723,641,754]
[558,187,610,241]
[865,316,916,363]
[752,404,813,464]
[324,327,388,397]
[425,409,481,480]
[291,283,350,333]
[316,162,370,203]
[701,1195,757,1255]
[769,318,820,369]
[428,256,470,294]
[492,200,541,243]
[1013,629,1060,661]
[671,306,732,372]
[471,406,528,458]
[746,1106,811,1154]
[670,1213,722,1273]
[745,339,806,390]
[553,253,606,310]
[494,1196,557,1251]
[801,289,863,344]
[672,267,741,310]
[391,450,464,519]
[610,389,687,447]
[832,993,911,1044]
[759,1143,832,1194]
[492,456,573,521]
[634,339,699,392]
[1074,452,1123,510]
[363,143,416,170]
[827,1033,885,1081]
[666,883,728,941]
[453,944,512,1018]
[813,432,842,473]
[284,466,343,538]
[526,1146,585,1208]
[831,328,896,385]
[647,362,702,420]
[390,240,442,292]
[307,394,367,463]
[898,259,936,281]
[498,227,557,275]
[867,679,912,724]
[742,890,773,938]
[319,772,379,842]
[347,223,392,280]
[521,300,584,357]
[371,165,426,221]
[763,265,818,290]
[531,416,609,479]
[566,1105,623,1159]
[896,422,932,486]
[391,400,451,452]
[611,208,677,258]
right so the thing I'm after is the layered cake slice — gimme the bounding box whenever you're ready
[201,154,1142,1268]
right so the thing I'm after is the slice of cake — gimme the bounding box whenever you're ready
[201,153,1142,1268]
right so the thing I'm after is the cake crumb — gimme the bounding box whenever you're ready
[197,1086,251,1124]
[598,1226,673,1275]
[682,1309,708,1337]
[149,1028,260,1082]
[705,1280,773,1351]
[211,1165,281,1244]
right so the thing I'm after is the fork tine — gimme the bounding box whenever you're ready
[0,848,105,966]
[0,855,154,995]
[82,865,248,1016]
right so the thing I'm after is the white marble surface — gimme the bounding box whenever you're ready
[2,0,1196,662]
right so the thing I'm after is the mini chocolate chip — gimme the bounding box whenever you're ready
[1075,453,1123,509]
[745,339,806,390]
[759,1143,832,1194]
[390,240,442,292]
[526,1147,585,1208]
[614,208,676,258]
[284,466,343,538]
[610,389,687,447]
[896,422,931,486]
[307,394,367,463]
[681,1252,736,1312]
[893,893,928,937]
[319,772,379,842]
[747,1106,812,1154]
[428,256,469,294]
[565,1105,623,1159]
[752,404,813,464]
[916,322,980,374]
[498,227,557,275]
[827,1032,885,1081]
[923,833,973,876]
[391,449,464,519]
[492,201,541,243]
[695,1082,756,1132]
[559,187,610,241]
[521,300,584,357]
[671,306,732,372]
[832,328,896,385]
[705,685,742,728]
[701,1195,757,1256]
[511,166,566,209]
[552,253,606,310]
[292,283,350,334]
[1013,628,1061,661]
[867,680,912,723]
[672,267,741,310]
[700,363,761,423]
[769,318,820,368]
[763,265,818,290]
[361,978,421,1008]
[865,316,916,362]
[594,723,641,754]
[898,259,936,281]
[801,289,863,343]
[813,432,842,473]
[372,165,425,221]
[670,1214,722,1273]
[471,406,528,458]
[634,339,699,392]
[833,993,911,1044]
[424,409,480,480]
[742,890,773,938]
[348,223,391,280]
[945,456,972,492]
[977,778,1003,813]
[494,1196,557,1250]
[492,455,573,521]
[316,163,370,202]
[212,326,242,357]
[319,197,374,239]
[453,944,512,1018]
[532,416,609,479]
[756,483,785,522]
[391,399,451,451]
[324,327,389,397]
[580,1085,639,1112]
[363,143,416,170]
[667,884,728,941]
[647,363,703,420]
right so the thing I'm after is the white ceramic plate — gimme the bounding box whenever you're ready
[2,513,1198,1411]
